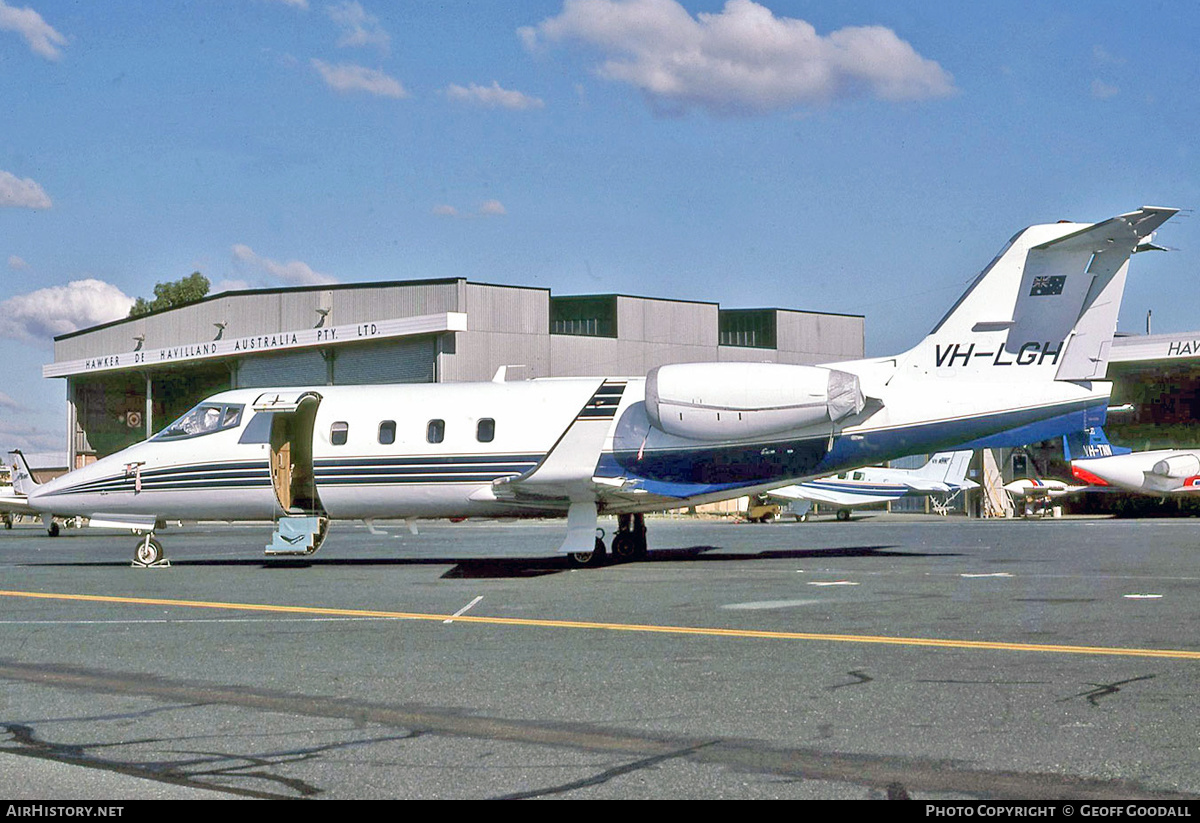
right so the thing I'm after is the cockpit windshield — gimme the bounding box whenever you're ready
[154,403,244,440]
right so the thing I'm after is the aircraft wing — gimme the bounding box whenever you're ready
[0,494,39,516]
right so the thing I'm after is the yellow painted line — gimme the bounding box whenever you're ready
[3,588,1199,660]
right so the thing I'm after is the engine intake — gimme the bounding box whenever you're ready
[645,362,865,441]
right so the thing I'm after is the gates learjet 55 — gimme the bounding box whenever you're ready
[1065,426,1200,495]
[19,207,1177,566]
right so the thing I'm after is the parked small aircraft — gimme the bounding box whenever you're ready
[766,451,977,520]
[18,207,1176,565]
[0,463,38,529]
[1066,426,1200,494]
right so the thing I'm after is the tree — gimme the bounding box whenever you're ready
[128,272,210,318]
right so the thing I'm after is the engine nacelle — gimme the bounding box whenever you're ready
[1151,454,1200,479]
[645,362,865,441]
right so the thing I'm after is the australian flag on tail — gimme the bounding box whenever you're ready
[1029,275,1066,296]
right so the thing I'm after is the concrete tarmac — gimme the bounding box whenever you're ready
[0,514,1197,800]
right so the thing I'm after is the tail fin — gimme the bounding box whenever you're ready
[8,450,41,496]
[912,451,964,480]
[900,207,1176,382]
[911,451,978,490]
[1063,426,1131,461]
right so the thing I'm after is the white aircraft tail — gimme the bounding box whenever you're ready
[911,451,975,488]
[898,207,1176,382]
[8,450,41,496]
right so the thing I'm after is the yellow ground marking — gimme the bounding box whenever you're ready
[2,588,1199,660]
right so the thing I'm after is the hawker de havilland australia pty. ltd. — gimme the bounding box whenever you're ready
[13,206,1178,567]
[764,450,977,521]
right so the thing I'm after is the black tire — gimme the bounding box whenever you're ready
[568,537,608,568]
[836,509,851,522]
[135,536,164,565]
[47,522,60,537]
[611,531,637,560]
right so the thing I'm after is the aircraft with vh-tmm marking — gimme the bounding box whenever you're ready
[16,207,1177,566]
[1065,426,1200,495]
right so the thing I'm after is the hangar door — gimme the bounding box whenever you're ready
[236,350,328,388]
[331,337,436,384]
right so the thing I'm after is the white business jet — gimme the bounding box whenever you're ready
[0,463,39,529]
[20,207,1177,566]
[767,451,977,521]
[1065,426,1200,495]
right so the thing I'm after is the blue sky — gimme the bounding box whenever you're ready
[2,0,1198,463]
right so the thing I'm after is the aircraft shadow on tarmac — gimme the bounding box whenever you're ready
[21,544,961,579]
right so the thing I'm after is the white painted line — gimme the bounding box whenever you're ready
[1124,594,1164,600]
[807,581,859,587]
[960,573,1013,578]
[722,599,826,610]
[444,595,483,624]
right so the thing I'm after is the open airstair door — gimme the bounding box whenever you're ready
[253,391,328,555]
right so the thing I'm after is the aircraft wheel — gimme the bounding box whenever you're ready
[836,509,850,522]
[47,522,60,537]
[568,537,608,568]
[3,515,11,530]
[612,531,647,561]
[135,536,164,566]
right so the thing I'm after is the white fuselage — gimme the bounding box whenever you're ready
[1072,450,1200,494]
[29,367,1107,524]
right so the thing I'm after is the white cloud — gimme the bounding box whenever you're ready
[312,59,407,98]
[446,81,545,111]
[327,1,389,51]
[1091,79,1119,99]
[8,255,29,270]
[0,170,52,209]
[232,244,338,286]
[0,0,66,60]
[0,391,22,412]
[268,0,309,8]
[433,201,508,218]
[212,278,252,293]
[520,0,955,116]
[1092,45,1125,67]
[0,415,66,466]
[0,279,134,343]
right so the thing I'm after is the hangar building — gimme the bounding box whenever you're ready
[46,279,865,469]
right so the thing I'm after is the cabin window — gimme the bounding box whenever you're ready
[427,419,445,444]
[379,420,396,445]
[852,471,865,481]
[331,421,348,446]
[476,418,495,443]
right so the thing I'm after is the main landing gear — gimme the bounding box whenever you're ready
[568,513,648,568]
[132,532,168,568]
